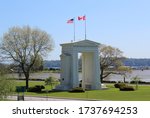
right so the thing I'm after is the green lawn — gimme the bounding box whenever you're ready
[16,80,55,90]
[16,81,150,101]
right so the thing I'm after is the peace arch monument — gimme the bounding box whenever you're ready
[55,40,101,90]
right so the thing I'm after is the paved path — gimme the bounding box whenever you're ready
[7,96,82,101]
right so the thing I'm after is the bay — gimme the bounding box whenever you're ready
[7,70,150,82]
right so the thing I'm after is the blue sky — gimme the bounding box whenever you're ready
[0,0,150,60]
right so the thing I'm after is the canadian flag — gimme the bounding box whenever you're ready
[78,15,86,20]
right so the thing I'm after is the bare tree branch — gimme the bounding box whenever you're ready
[0,26,54,89]
[99,44,124,82]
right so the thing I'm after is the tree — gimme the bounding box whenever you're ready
[0,26,54,89]
[117,66,132,83]
[0,63,8,75]
[99,44,124,82]
[31,54,44,71]
[132,76,140,90]
[0,65,15,100]
[45,77,56,90]
[0,76,15,100]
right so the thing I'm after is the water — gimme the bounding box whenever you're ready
[104,70,150,82]
[8,70,150,82]
[7,72,60,80]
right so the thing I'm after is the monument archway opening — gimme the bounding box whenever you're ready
[78,53,82,88]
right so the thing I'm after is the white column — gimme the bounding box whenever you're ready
[82,53,85,89]
[72,51,79,88]
[93,49,101,89]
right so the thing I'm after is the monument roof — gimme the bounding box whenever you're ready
[61,39,100,47]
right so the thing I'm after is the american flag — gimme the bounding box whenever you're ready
[67,18,74,23]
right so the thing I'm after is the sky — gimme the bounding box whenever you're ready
[0,0,150,60]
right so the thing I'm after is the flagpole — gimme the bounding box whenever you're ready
[84,15,87,40]
[67,18,75,42]
[73,18,76,41]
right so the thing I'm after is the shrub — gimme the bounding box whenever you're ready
[114,82,135,91]
[119,86,135,91]
[27,85,45,92]
[114,83,126,88]
[69,87,85,93]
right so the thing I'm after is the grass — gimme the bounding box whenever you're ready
[15,80,150,101]
[16,80,56,90]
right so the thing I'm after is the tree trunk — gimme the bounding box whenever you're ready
[24,72,29,89]
[100,68,104,83]
[26,76,29,89]
[21,64,30,90]
[123,76,125,83]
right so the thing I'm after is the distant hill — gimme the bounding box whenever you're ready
[43,60,61,69]
[123,58,150,67]
[44,58,150,69]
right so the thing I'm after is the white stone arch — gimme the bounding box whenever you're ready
[55,40,101,90]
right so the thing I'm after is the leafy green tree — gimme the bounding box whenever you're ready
[0,76,15,100]
[0,63,8,75]
[0,66,15,100]
[132,76,140,90]
[0,26,54,89]
[45,77,56,90]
